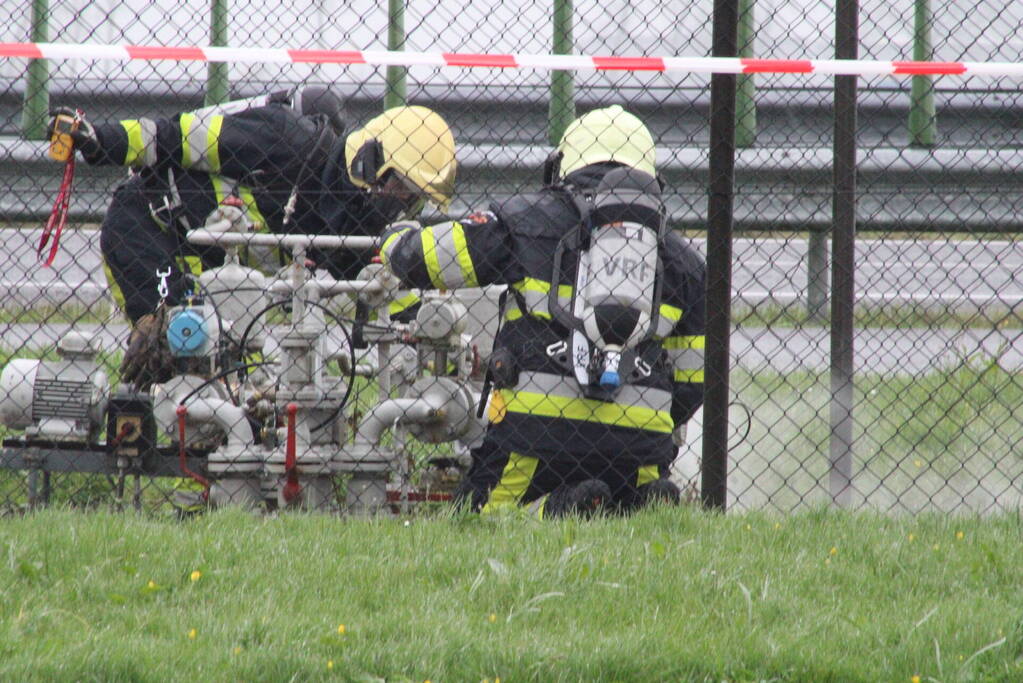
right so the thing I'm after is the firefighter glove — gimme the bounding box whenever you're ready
[120,304,176,392]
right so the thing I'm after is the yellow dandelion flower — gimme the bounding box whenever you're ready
[327,660,334,670]
[773,522,781,530]
[907,533,915,542]
[337,624,346,635]
[933,544,940,551]
[190,570,201,582]
[233,647,242,655]
[829,546,838,556]
[914,459,923,468]
[956,530,964,540]
[188,628,197,640]
[488,613,497,623]
[147,580,157,589]
[911,675,920,683]
[745,524,752,531]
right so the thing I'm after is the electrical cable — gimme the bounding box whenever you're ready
[236,299,358,434]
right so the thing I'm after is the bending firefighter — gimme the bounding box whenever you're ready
[48,90,456,388]
[381,106,705,518]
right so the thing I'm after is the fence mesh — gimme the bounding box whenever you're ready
[1,0,1022,516]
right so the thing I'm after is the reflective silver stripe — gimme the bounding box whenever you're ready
[515,371,673,413]
[656,303,683,337]
[182,112,224,172]
[510,278,572,319]
[423,222,477,288]
[138,118,158,167]
[667,347,704,371]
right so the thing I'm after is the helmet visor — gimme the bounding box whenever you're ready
[376,169,428,219]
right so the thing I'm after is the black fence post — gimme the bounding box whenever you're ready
[831,0,858,506]
[702,0,739,511]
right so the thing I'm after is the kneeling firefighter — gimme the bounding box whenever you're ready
[380,105,706,517]
[48,90,456,390]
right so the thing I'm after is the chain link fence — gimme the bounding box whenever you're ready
[1,0,1021,516]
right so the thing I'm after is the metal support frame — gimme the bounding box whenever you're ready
[830,0,858,507]
[21,0,50,140]
[205,0,230,107]
[548,0,575,146]
[702,0,739,511]
[385,0,407,110]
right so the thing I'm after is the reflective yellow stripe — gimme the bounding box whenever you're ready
[503,302,551,322]
[660,303,683,321]
[205,114,223,172]
[421,229,445,289]
[121,120,145,166]
[210,175,228,203]
[481,452,538,515]
[179,112,196,168]
[674,369,705,383]
[513,277,572,298]
[637,465,659,487]
[379,227,413,267]
[450,223,478,287]
[238,185,267,232]
[499,388,674,433]
[180,255,203,277]
[388,291,420,316]
[102,262,127,313]
[664,335,705,350]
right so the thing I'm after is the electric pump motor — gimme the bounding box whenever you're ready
[0,331,109,441]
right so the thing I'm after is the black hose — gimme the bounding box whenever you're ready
[236,299,358,434]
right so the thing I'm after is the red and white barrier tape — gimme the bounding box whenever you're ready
[2,42,1023,78]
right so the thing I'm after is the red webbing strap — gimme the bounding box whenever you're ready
[38,153,76,267]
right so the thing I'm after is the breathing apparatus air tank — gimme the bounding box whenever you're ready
[549,167,667,394]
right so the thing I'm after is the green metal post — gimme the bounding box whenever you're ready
[908,0,936,147]
[21,0,50,140]
[205,0,230,106]
[548,0,575,146]
[385,0,407,109]
[735,0,757,148]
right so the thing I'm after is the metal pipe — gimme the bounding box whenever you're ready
[181,398,254,451]
[702,0,739,512]
[548,0,575,146]
[205,0,230,107]
[282,402,301,504]
[385,0,407,109]
[268,278,385,297]
[21,0,50,140]
[354,398,439,445]
[830,0,858,507]
[735,0,757,148]
[187,228,377,250]
[908,0,936,147]
[176,406,211,490]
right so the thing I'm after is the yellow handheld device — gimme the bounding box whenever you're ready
[48,113,79,162]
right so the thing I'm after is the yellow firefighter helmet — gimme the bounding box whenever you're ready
[556,105,656,180]
[345,105,457,211]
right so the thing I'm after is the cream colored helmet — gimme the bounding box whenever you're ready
[556,105,656,180]
[345,105,457,211]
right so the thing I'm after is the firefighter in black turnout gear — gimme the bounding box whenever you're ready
[50,89,455,389]
[381,106,705,518]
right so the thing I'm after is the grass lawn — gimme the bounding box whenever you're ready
[1,506,1022,682]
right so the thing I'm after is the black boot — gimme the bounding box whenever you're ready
[544,479,612,519]
[637,479,682,508]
